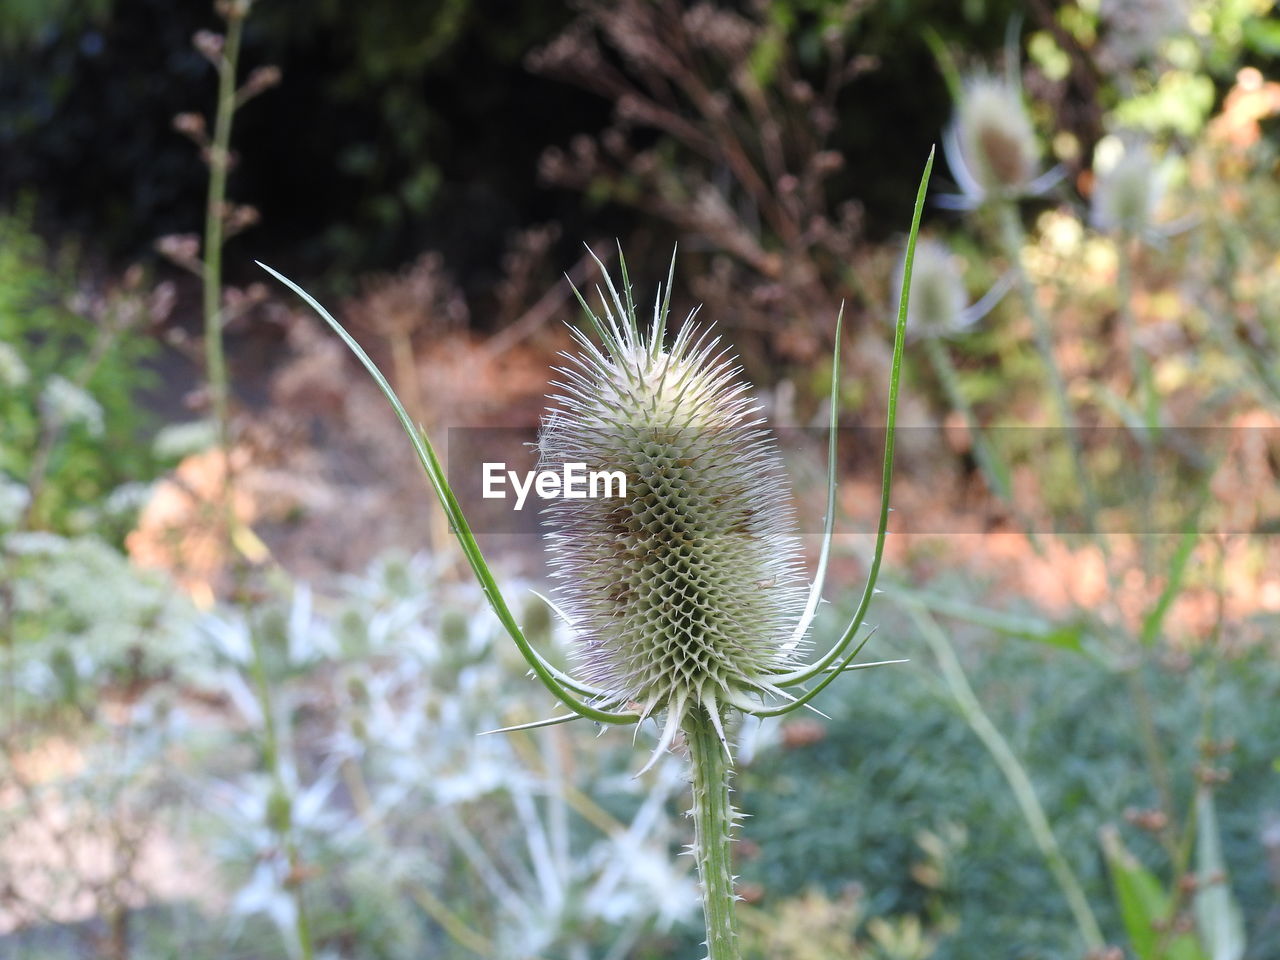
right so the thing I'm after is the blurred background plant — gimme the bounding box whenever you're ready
[0,207,175,542]
[3,0,1280,958]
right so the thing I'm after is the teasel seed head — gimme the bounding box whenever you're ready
[538,277,806,744]
[954,75,1040,197]
[1091,141,1163,235]
[894,237,967,338]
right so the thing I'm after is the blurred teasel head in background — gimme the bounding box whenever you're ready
[955,75,1039,196]
[942,74,1060,209]
[894,237,968,338]
[893,236,1010,338]
[1090,140,1166,237]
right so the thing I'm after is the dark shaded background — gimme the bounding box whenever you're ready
[0,0,1042,304]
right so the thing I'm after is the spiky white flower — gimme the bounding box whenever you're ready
[538,290,807,752]
[40,375,104,436]
[260,155,933,959]
[257,228,930,760]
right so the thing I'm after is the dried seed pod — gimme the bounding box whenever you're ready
[192,30,224,63]
[538,278,806,740]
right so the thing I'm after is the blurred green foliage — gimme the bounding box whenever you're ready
[0,0,110,50]
[740,600,1280,960]
[2,530,200,720]
[0,206,160,539]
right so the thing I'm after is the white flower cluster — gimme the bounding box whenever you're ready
[4,531,203,705]
[40,374,105,436]
[0,341,29,388]
[152,419,218,460]
[200,551,698,956]
[0,475,31,527]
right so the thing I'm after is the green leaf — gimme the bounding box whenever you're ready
[1140,474,1213,648]
[891,586,1086,653]
[1243,17,1280,56]
[763,145,934,703]
[1194,789,1247,960]
[256,261,638,727]
[1101,827,1170,960]
[1101,827,1208,960]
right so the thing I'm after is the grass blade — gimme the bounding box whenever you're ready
[257,261,639,726]
[764,145,934,703]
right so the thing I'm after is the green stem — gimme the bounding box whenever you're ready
[1125,669,1176,852]
[923,334,1045,552]
[925,335,1013,503]
[906,602,1106,953]
[204,8,244,531]
[289,843,316,960]
[998,203,1104,544]
[1115,233,1159,573]
[1112,234,1182,832]
[685,708,740,960]
[1114,232,1145,397]
[247,614,316,960]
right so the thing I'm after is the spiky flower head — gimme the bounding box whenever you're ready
[537,272,806,745]
[894,237,967,338]
[954,75,1040,198]
[1090,141,1164,235]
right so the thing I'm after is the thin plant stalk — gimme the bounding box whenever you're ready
[189,10,315,952]
[1114,233,1182,834]
[1114,231,1149,401]
[246,614,316,960]
[997,203,1104,545]
[1125,668,1176,851]
[1152,544,1225,957]
[905,600,1106,953]
[1114,230,1160,573]
[198,8,315,956]
[685,707,740,960]
[922,334,1042,550]
[203,6,244,493]
[924,335,1013,502]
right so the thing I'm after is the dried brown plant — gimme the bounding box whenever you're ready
[529,0,879,368]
